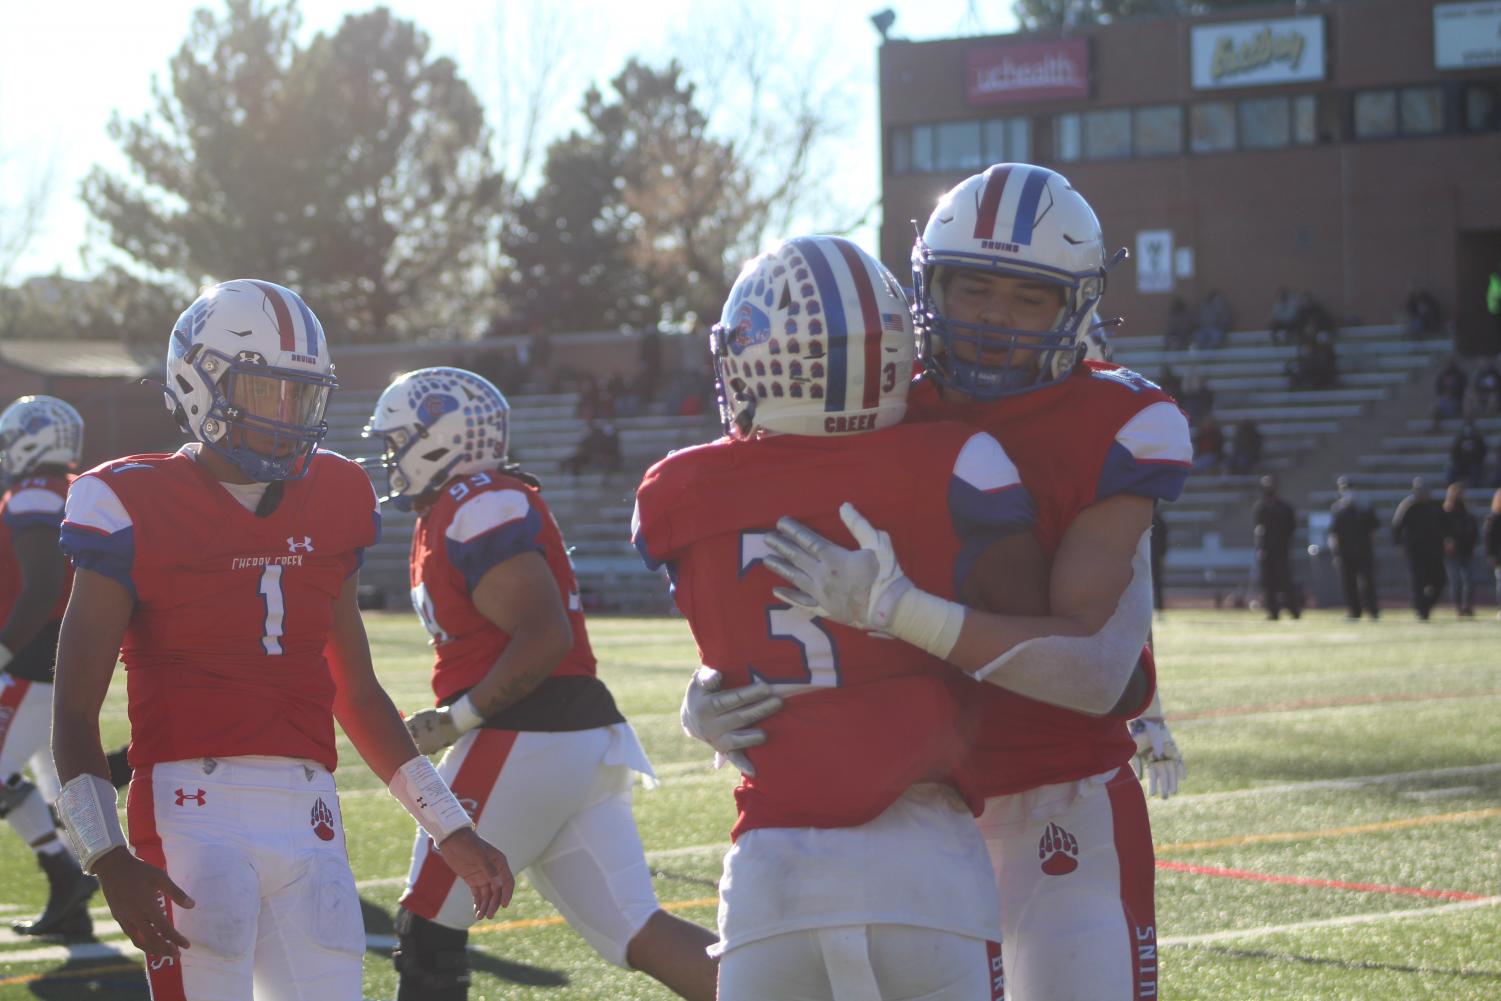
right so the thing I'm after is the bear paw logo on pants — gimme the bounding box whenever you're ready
[1038,822,1079,875]
[311,797,336,841]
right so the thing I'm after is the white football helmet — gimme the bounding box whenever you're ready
[363,367,510,510]
[913,163,1123,399]
[164,279,336,481]
[711,236,913,439]
[0,396,84,480]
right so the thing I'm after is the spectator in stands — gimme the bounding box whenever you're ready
[1327,476,1380,620]
[1192,290,1231,350]
[1192,415,1225,475]
[1468,357,1501,419]
[562,419,623,477]
[1267,287,1306,346]
[1156,363,1183,402]
[1163,297,1193,351]
[1403,282,1442,340]
[1286,329,1338,390]
[1150,504,1168,615]
[1297,293,1336,349]
[1485,487,1501,618]
[1447,420,1488,486]
[1179,364,1214,426]
[1227,418,1263,475]
[608,372,642,419]
[1392,477,1448,620]
[1431,357,1468,427]
[1441,482,1480,618]
[1252,474,1301,620]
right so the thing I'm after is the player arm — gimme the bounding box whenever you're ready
[326,573,515,914]
[464,551,572,717]
[51,568,131,791]
[766,494,1154,715]
[0,526,66,664]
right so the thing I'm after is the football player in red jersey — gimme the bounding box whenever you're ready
[634,236,1050,1001]
[363,367,718,1001]
[50,280,513,1000]
[705,166,1193,1001]
[0,396,101,939]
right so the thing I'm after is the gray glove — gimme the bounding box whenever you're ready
[680,667,785,776]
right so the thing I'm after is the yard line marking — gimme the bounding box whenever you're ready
[1159,896,1501,947]
[468,896,718,936]
[1155,806,1501,854]
[1156,861,1487,901]
[1173,762,1501,803]
[1172,689,1501,722]
[350,841,726,891]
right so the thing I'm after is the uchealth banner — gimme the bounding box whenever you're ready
[966,39,1089,106]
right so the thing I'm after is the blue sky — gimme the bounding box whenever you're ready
[0,0,1017,282]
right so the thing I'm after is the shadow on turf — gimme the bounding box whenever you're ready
[360,896,570,989]
[1202,945,1501,981]
[26,960,147,1000]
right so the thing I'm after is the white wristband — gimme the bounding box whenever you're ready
[388,755,473,844]
[0,641,13,672]
[448,694,485,733]
[889,587,967,659]
[57,773,127,874]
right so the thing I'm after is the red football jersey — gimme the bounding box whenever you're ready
[411,468,597,705]
[906,362,1192,795]
[0,473,73,624]
[633,423,1035,839]
[60,450,380,772]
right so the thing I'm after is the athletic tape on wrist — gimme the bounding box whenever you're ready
[388,755,473,844]
[56,773,127,874]
[448,694,484,733]
[889,587,966,659]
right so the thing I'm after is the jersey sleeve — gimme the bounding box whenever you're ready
[3,486,65,535]
[946,431,1037,592]
[1097,401,1193,504]
[351,469,382,574]
[443,489,544,592]
[59,475,137,596]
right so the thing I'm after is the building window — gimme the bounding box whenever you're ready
[1293,95,1318,145]
[1353,90,1398,138]
[911,124,934,172]
[1400,86,1443,135]
[1466,83,1497,132]
[1133,105,1183,156]
[1190,102,1236,153]
[936,120,983,171]
[982,117,1030,164]
[1239,97,1291,150]
[1055,113,1081,162]
[1082,109,1132,159]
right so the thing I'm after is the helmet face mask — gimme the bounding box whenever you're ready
[711,236,913,440]
[166,280,336,482]
[0,396,84,482]
[913,164,1113,400]
[363,367,510,511]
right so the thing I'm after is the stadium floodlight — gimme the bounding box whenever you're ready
[870,8,896,42]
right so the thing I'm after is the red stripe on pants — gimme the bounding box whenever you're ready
[1106,768,1158,999]
[399,730,519,920]
[127,765,188,1000]
[0,676,30,760]
[985,938,1005,1001]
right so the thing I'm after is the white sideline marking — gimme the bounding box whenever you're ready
[1160,896,1501,947]
[1169,762,1501,804]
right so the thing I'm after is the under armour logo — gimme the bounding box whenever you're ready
[175,788,206,807]
[287,536,315,553]
[310,797,336,841]
[1038,822,1080,876]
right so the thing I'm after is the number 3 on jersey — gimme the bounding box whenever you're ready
[741,532,840,688]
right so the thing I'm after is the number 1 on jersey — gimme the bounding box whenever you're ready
[259,565,285,655]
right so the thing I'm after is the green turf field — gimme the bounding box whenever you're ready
[2,609,1498,999]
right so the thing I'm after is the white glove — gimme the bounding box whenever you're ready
[680,667,784,776]
[1129,717,1185,800]
[406,695,483,756]
[764,502,914,631]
